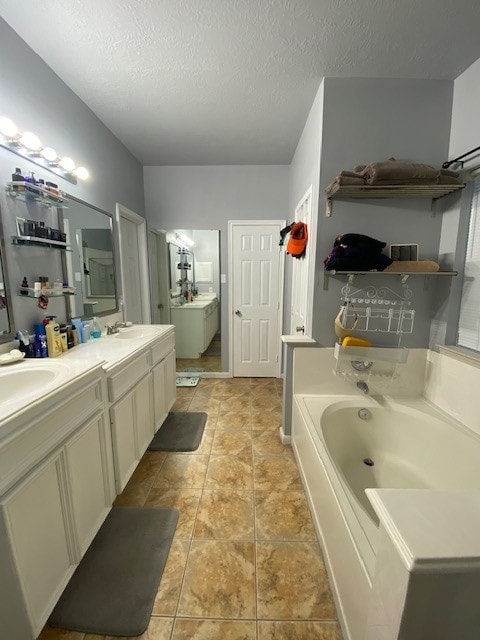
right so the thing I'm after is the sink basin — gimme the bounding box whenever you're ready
[0,367,62,404]
[114,327,158,340]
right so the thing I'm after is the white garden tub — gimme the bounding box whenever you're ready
[292,393,480,640]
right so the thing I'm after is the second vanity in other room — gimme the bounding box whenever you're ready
[170,294,219,359]
[0,324,176,640]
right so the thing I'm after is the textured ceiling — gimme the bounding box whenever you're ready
[2,0,480,165]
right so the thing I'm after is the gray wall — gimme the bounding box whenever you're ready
[143,165,290,370]
[432,58,480,346]
[313,78,454,348]
[0,19,145,333]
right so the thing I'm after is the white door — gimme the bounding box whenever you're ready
[290,186,315,337]
[116,204,150,324]
[230,221,285,377]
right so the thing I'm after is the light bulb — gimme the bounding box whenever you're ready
[20,131,41,151]
[41,146,57,162]
[73,166,89,180]
[59,156,75,172]
[0,116,18,138]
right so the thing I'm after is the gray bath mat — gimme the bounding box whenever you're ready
[49,507,178,636]
[148,412,207,451]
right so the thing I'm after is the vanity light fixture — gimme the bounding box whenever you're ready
[0,114,90,184]
[176,233,195,247]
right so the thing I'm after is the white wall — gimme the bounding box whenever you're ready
[143,165,289,370]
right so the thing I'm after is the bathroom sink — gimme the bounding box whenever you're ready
[114,327,158,340]
[0,367,61,404]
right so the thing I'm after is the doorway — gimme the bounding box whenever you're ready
[229,220,285,377]
[116,203,150,324]
[149,230,170,325]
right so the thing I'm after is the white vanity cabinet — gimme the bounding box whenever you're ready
[108,327,176,493]
[171,297,219,358]
[0,367,114,640]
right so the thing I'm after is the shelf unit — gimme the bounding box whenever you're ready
[11,236,71,251]
[18,289,75,299]
[5,181,68,208]
[325,183,465,217]
[323,269,458,290]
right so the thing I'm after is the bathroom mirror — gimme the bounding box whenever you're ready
[0,211,14,341]
[61,196,118,319]
[150,228,221,372]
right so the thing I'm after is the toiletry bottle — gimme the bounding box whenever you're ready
[20,277,29,295]
[82,321,91,341]
[72,317,84,343]
[59,325,68,352]
[66,326,74,349]
[53,279,63,295]
[34,323,48,358]
[16,330,34,358]
[45,321,62,357]
[90,317,101,339]
[71,327,78,346]
[12,167,25,191]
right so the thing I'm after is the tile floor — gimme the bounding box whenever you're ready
[39,377,343,640]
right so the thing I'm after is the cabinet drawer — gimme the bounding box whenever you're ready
[150,332,175,366]
[107,351,150,402]
[0,379,104,495]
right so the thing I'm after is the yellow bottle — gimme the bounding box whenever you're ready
[45,322,62,357]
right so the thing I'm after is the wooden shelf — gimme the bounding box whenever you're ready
[323,269,458,290]
[325,183,465,216]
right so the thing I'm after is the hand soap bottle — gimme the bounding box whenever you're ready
[45,321,62,357]
[90,317,101,339]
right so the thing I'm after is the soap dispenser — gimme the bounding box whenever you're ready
[90,317,101,339]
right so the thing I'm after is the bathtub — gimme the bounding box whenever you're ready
[292,393,480,640]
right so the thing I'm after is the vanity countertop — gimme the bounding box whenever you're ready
[171,299,216,310]
[0,324,174,423]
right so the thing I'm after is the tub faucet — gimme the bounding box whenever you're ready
[356,380,369,395]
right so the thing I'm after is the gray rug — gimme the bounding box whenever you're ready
[49,507,178,637]
[148,411,207,451]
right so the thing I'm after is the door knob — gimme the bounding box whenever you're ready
[296,325,305,333]
[235,310,242,316]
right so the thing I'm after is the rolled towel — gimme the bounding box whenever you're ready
[440,168,460,178]
[339,170,364,178]
[362,161,440,185]
[384,260,439,272]
[365,177,439,185]
[437,174,463,185]
[353,164,366,173]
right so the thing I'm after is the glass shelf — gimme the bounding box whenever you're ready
[11,236,71,251]
[5,181,68,208]
[18,290,75,299]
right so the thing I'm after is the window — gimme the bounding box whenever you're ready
[458,179,480,351]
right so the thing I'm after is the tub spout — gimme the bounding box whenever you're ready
[356,380,369,394]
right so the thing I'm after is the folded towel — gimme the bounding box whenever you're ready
[437,174,463,185]
[384,260,439,272]
[353,165,366,173]
[363,177,439,185]
[440,168,460,178]
[325,175,365,194]
[362,161,440,185]
[339,170,364,178]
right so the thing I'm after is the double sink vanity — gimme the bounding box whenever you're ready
[170,293,219,359]
[0,324,176,640]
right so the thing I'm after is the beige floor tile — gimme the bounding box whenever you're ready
[252,430,291,457]
[172,619,257,640]
[216,411,252,430]
[250,382,278,396]
[172,399,192,412]
[153,454,209,489]
[211,431,252,456]
[194,489,254,539]
[113,478,153,507]
[255,491,316,541]
[176,387,197,398]
[85,616,174,639]
[152,539,190,615]
[220,397,252,412]
[177,540,256,618]
[197,377,223,387]
[258,621,342,640]
[128,451,167,484]
[256,541,336,620]
[205,455,254,490]
[252,412,282,431]
[189,397,222,413]
[254,456,303,491]
[37,627,85,640]
[144,488,201,538]
[249,377,277,385]
[180,429,214,455]
[251,397,282,412]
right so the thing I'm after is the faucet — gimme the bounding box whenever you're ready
[105,321,127,335]
[356,380,369,395]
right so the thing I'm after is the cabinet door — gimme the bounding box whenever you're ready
[1,452,74,635]
[65,415,111,556]
[135,373,154,456]
[152,359,167,431]
[110,390,137,493]
[165,348,177,412]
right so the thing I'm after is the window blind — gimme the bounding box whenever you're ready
[458,179,480,351]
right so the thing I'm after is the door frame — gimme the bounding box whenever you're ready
[228,219,286,378]
[115,203,151,324]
